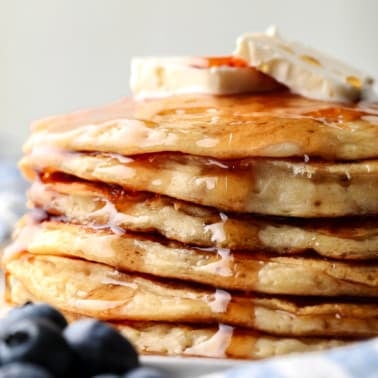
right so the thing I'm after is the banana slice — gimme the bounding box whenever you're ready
[130,56,281,98]
[234,26,374,103]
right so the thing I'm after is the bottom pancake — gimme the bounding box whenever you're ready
[7,283,348,360]
[74,319,351,360]
[4,253,378,337]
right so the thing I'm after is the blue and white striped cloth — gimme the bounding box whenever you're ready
[0,159,27,244]
[219,338,378,378]
[1,161,377,378]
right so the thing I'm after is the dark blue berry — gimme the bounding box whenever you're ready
[64,319,139,376]
[4,302,67,331]
[0,319,74,377]
[92,375,122,378]
[124,367,169,378]
[0,362,53,378]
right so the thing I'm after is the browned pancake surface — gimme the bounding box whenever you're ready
[25,92,378,160]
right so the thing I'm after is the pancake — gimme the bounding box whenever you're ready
[6,281,348,360]
[98,322,349,359]
[28,179,378,260]
[20,151,378,217]
[5,253,378,337]
[6,218,378,296]
[24,93,378,160]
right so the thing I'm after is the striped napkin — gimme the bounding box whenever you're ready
[0,160,27,245]
[201,339,378,378]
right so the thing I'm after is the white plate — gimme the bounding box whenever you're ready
[142,355,249,378]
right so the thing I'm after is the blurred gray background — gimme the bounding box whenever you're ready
[1,0,378,157]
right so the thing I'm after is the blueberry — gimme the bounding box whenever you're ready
[64,319,139,376]
[92,375,122,378]
[124,367,169,378]
[0,362,53,378]
[4,302,68,331]
[0,319,74,377]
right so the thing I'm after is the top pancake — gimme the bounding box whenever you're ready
[25,92,378,160]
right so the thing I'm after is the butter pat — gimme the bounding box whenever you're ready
[234,27,374,102]
[130,56,280,98]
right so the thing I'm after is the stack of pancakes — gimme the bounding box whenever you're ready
[3,92,378,359]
